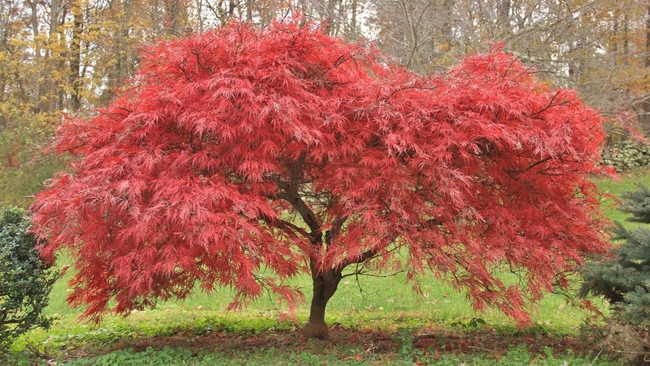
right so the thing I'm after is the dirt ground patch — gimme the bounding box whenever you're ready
[57,324,618,364]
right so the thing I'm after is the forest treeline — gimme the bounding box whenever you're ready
[1,0,648,205]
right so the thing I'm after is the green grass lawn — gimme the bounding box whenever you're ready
[41,257,598,334]
[592,170,650,229]
[5,170,648,365]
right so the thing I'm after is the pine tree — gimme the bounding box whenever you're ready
[581,184,650,324]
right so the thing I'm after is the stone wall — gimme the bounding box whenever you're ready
[602,141,650,172]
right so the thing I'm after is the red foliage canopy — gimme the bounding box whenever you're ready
[31,19,610,326]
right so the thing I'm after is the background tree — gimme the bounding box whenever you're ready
[31,19,611,338]
[4,0,650,206]
[0,0,195,205]
[367,0,650,136]
[0,0,70,206]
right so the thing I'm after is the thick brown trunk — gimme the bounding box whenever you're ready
[303,268,342,338]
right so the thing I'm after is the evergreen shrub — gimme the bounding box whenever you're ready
[0,207,58,349]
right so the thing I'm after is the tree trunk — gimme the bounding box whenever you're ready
[323,0,341,36]
[641,0,650,134]
[69,0,83,113]
[26,0,41,113]
[303,267,342,338]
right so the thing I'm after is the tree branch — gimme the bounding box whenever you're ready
[342,247,381,267]
[382,83,444,102]
[324,214,348,244]
[259,212,310,239]
[275,191,321,238]
[504,157,553,177]
[527,91,564,118]
[274,153,322,243]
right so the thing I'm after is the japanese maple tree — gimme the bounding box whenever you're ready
[31,18,611,338]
